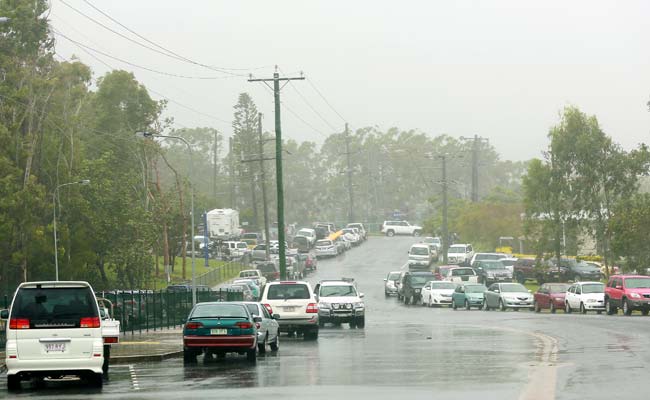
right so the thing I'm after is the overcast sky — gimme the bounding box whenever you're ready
[50,0,650,161]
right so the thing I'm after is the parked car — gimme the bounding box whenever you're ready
[315,239,338,258]
[3,281,105,390]
[242,302,280,353]
[260,281,319,340]
[565,282,605,314]
[604,275,650,316]
[220,283,253,301]
[397,271,436,304]
[533,283,570,313]
[251,244,269,261]
[342,228,362,246]
[182,302,259,363]
[447,244,474,266]
[314,280,365,328]
[435,265,454,281]
[380,220,423,237]
[256,261,280,282]
[97,297,120,376]
[238,269,267,288]
[233,279,261,300]
[296,228,317,246]
[422,236,442,252]
[292,235,312,253]
[421,281,457,307]
[469,252,508,268]
[484,282,534,311]
[222,241,251,260]
[384,271,402,296]
[408,243,434,270]
[445,267,479,284]
[346,223,368,240]
[474,260,513,285]
[451,283,487,310]
[546,258,600,282]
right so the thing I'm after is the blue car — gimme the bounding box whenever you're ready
[451,283,488,310]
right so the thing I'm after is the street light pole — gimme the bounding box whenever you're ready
[136,132,197,306]
[53,180,90,281]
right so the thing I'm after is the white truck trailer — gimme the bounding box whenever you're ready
[206,208,241,240]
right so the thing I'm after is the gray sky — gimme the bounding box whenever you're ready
[51,0,650,161]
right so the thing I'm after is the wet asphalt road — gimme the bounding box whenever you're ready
[3,236,650,399]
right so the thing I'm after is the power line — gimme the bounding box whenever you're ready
[306,77,347,123]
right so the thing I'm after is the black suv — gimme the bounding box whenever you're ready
[397,271,436,305]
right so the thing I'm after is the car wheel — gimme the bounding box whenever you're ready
[534,301,541,313]
[413,230,421,237]
[270,334,280,351]
[580,302,587,314]
[642,309,649,316]
[88,372,104,388]
[484,301,490,311]
[623,299,632,316]
[605,298,617,315]
[452,299,457,310]
[428,296,433,308]
[565,302,572,314]
[411,295,417,305]
[349,319,357,328]
[258,334,267,354]
[246,348,257,362]
[465,300,471,310]
[384,291,389,298]
[304,329,319,340]
[183,348,197,364]
[499,299,506,311]
[7,375,20,391]
[550,302,557,314]
[404,295,410,305]
[356,316,365,328]
[387,230,395,237]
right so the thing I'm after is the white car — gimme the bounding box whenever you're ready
[296,228,317,246]
[565,281,605,314]
[347,223,368,240]
[422,236,442,252]
[380,220,423,237]
[445,267,479,284]
[408,243,433,270]
[3,281,105,390]
[260,281,319,340]
[421,281,457,307]
[223,241,251,259]
[341,229,361,246]
[447,244,475,266]
[314,280,365,328]
[315,239,338,258]
[384,271,401,296]
[238,269,267,288]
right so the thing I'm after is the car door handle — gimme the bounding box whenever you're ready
[39,338,72,342]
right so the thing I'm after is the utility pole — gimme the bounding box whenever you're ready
[258,113,271,260]
[249,68,304,280]
[461,134,489,202]
[212,130,218,200]
[440,155,449,265]
[229,137,235,208]
[344,123,354,222]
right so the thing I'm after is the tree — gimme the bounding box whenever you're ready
[231,93,259,228]
[610,194,650,271]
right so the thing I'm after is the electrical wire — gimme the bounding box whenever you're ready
[306,77,347,124]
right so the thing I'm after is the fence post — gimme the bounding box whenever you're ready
[130,292,135,336]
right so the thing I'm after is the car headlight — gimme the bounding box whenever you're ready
[318,302,331,309]
[353,302,364,308]
[630,293,641,299]
[553,297,563,301]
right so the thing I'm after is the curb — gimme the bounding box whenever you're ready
[110,350,183,364]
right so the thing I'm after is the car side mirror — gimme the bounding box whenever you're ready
[493,289,500,293]
[615,285,622,290]
[0,309,8,320]
[360,293,365,298]
[272,313,280,320]
[253,316,262,323]
[383,278,387,281]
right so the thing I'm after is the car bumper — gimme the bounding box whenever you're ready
[627,299,650,309]
[431,296,453,304]
[276,316,319,330]
[6,357,104,376]
[319,309,365,319]
[183,335,256,349]
[583,302,605,310]
[504,300,533,308]
[315,250,337,257]
[385,286,398,294]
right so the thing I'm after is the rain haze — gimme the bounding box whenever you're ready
[48,0,650,160]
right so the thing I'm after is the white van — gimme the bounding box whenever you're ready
[2,281,104,390]
[447,243,475,266]
[408,244,432,270]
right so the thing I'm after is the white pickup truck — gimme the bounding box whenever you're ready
[98,298,121,377]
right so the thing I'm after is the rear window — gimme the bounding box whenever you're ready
[452,268,475,276]
[258,264,277,273]
[245,304,260,316]
[191,304,248,319]
[11,286,98,329]
[316,240,332,246]
[267,284,311,300]
[240,271,259,277]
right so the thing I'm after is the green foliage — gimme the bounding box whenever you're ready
[610,194,650,270]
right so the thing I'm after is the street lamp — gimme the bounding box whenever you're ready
[53,179,90,281]
[136,131,198,306]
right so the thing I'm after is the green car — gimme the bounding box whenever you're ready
[451,283,488,310]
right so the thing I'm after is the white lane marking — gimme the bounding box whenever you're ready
[128,364,140,390]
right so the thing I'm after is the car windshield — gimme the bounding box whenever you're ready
[267,284,311,300]
[448,246,466,254]
[320,285,357,297]
[11,286,98,328]
[431,282,456,290]
[258,264,276,273]
[582,283,604,293]
[240,271,259,277]
[298,230,313,236]
[191,304,248,319]
[408,275,435,285]
[465,285,488,293]
[500,284,528,293]
[316,240,332,247]
[388,272,401,280]
[548,284,570,293]
[410,247,429,255]
[482,261,506,270]
[451,268,474,276]
[625,278,650,289]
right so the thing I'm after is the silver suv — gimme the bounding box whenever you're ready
[2,281,104,390]
[315,280,365,328]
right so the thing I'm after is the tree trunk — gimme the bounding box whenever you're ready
[97,255,108,287]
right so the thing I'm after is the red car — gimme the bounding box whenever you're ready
[304,253,318,271]
[533,283,571,313]
[604,275,650,315]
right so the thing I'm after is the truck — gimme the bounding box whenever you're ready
[206,208,240,240]
[97,298,120,377]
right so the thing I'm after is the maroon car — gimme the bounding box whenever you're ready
[534,283,571,313]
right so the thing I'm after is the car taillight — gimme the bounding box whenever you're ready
[306,303,318,313]
[255,322,261,329]
[9,318,30,329]
[80,316,101,328]
[263,304,273,314]
[185,321,203,329]
[104,337,118,344]
[235,321,253,329]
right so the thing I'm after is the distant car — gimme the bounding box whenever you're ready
[256,261,280,282]
[296,228,317,246]
[451,283,487,310]
[397,271,436,305]
[474,260,513,285]
[233,279,261,300]
[604,275,650,316]
[3,281,105,390]
[408,243,433,270]
[251,244,268,261]
[221,283,254,301]
[533,283,570,313]
[484,282,534,311]
[565,282,605,314]
[315,239,338,258]
[546,258,600,282]
[238,269,267,288]
[342,228,362,246]
[384,271,401,296]
[380,220,423,237]
[242,302,280,353]
[447,244,474,266]
[421,281,457,307]
[435,265,454,281]
[260,281,319,340]
[292,235,312,253]
[304,252,318,271]
[422,236,442,253]
[314,280,365,328]
[445,267,479,284]
[469,252,508,268]
[182,302,259,363]
[346,223,368,240]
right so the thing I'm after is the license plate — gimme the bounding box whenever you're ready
[283,306,296,312]
[44,343,66,353]
[519,302,528,305]
[210,329,228,335]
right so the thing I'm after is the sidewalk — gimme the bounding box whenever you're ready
[0,328,184,369]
